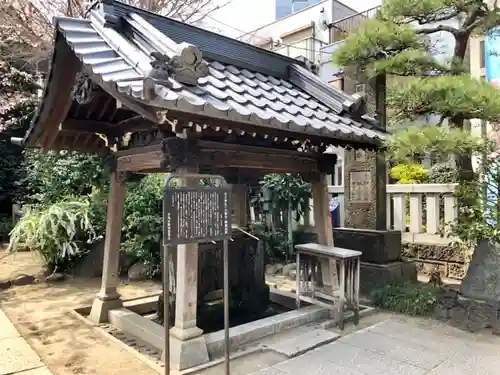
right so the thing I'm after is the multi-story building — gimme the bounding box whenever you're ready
[243,1,489,179]
[239,0,357,62]
[239,0,362,184]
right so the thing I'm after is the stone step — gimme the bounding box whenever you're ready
[265,328,340,358]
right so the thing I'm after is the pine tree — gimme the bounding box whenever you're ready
[332,0,500,297]
[332,0,500,174]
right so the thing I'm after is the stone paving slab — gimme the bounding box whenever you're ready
[0,337,44,375]
[338,329,450,369]
[309,342,426,375]
[271,360,364,375]
[366,320,470,354]
[426,350,500,375]
[246,316,500,375]
[266,328,340,358]
[0,310,20,340]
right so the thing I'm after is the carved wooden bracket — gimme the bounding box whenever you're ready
[104,156,134,182]
[143,45,209,100]
[160,137,200,172]
[71,72,97,104]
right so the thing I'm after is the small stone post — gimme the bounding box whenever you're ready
[165,167,209,370]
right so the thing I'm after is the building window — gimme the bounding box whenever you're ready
[329,77,344,90]
[292,0,309,12]
[480,39,485,69]
[276,0,292,19]
[275,0,321,20]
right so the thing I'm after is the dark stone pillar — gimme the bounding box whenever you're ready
[333,75,416,293]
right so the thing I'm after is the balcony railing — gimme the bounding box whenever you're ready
[330,6,380,43]
[272,37,328,62]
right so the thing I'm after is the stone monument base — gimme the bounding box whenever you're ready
[163,334,210,370]
[332,228,401,263]
[435,290,500,334]
[360,261,418,294]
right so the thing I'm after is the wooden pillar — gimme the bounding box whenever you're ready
[88,171,126,323]
[232,184,248,227]
[312,173,339,290]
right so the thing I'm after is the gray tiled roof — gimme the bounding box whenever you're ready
[49,2,385,145]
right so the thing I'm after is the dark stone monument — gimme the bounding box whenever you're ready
[158,229,270,330]
[332,227,401,264]
[197,229,269,328]
[331,75,416,293]
[331,149,417,294]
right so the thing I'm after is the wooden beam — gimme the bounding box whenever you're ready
[60,119,121,135]
[115,140,322,174]
[39,43,82,149]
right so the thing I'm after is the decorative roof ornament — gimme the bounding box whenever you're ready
[295,56,319,75]
[71,72,97,105]
[143,45,209,100]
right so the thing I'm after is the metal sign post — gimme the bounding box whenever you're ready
[163,174,232,375]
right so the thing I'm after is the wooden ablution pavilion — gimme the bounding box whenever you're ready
[17,0,387,370]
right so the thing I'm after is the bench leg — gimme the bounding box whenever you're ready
[338,259,346,330]
[354,258,360,325]
[296,251,301,309]
[310,258,316,300]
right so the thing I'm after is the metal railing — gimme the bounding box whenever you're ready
[330,6,380,42]
[272,37,328,62]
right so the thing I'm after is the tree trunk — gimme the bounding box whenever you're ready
[450,32,474,180]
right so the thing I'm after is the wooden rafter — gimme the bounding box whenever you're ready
[114,139,335,175]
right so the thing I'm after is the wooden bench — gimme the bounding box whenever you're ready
[294,243,361,330]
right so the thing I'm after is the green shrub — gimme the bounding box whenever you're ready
[371,281,440,316]
[428,162,459,184]
[8,200,96,272]
[390,162,428,184]
[22,150,107,206]
[121,174,165,278]
[250,222,291,261]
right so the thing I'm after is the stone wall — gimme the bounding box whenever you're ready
[402,242,468,280]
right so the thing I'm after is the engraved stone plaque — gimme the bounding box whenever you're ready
[349,171,372,203]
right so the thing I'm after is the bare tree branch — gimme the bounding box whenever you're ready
[416,24,459,35]
[0,0,232,63]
